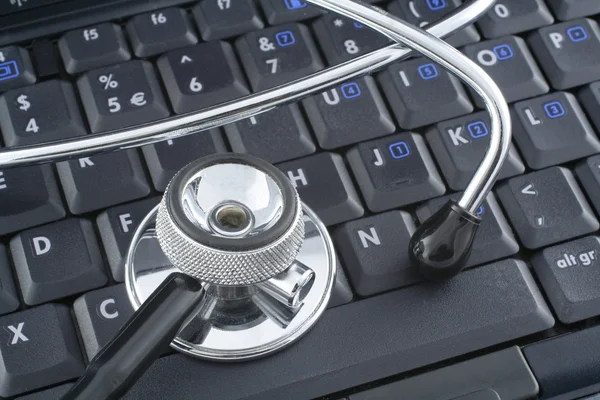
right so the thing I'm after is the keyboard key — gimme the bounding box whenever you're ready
[97,197,159,282]
[16,384,73,400]
[30,39,62,79]
[0,165,65,236]
[10,219,107,306]
[0,46,36,92]
[512,92,600,169]
[124,259,554,400]
[302,77,396,149]
[77,60,170,133]
[259,0,324,24]
[427,112,525,191]
[576,155,600,216]
[0,304,84,398]
[73,284,135,359]
[57,150,151,215]
[0,0,64,17]
[496,167,598,249]
[528,19,600,89]
[334,211,418,296]
[59,23,131,74]
[193,0,264,40]
[225,104,316,163]
[278,153,364,226]
[347,132,446,212]
[532,236,600,324]
[378,58,473,129]
[476,0,554,39]
[158,41,250,114]
[126,8,198,58]
[578,81,600,133]
[0,244,19,316]
[546,0,600,21]
[0,80,86,147]
[236,23,324,91]
[329,263,353,308]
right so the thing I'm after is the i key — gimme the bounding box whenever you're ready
[0,46,36,92]
[528,19,600,89]
[236,23,324,91]
[496,167,599,249]
[512,92,600,170]
[377,58,473,129]
[0,244,19,316]
[476,0,554,39]
[193,0,264,40]
[259,0,324,25]
[347,132,446,212]
[302,77,396,149]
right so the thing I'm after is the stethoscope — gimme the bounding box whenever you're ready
[0,0,512,398]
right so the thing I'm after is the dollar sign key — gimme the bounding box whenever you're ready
[17,94,30,111]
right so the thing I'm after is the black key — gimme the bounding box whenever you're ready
[126,8,198,58]
[97,197,160,282]
[0,0,64,17]
[57,150,151,215]
[16,384,73,400]
[0,244,19,316]
[0,80,87,147]
[347,132,446,212]
[0,304,84,398]
[512,92,600,169]
[387,0,480,47]
[259,0,324,24]
[334,211,417,296]
[77,60,170,133]
[532,236,600,324]
[546,0,600,21]
[236,23,324,91]
[0,165,65,236]
[426,111,525,191]
[73,284,135,359]
[143,132,227,192]
[58,23,131,74]
[496,167,599,249]
[378,58,473,129]
[523,325,600,400]
[476,0,554,39]
[278,153,364,226]
[158,41,250,114]
[302,77,396,149]
[579,81,600,133]
[576,155,600,216]
[30,39,62,79]
[124,259,554,400]
[528,19,600,89]
[224,104,316,163]
[0,46,36,92]
[416,192,519,268]
[193,0,264,41]
[462,36,549,107]
[10,219,107,306]
[329,262,353,308]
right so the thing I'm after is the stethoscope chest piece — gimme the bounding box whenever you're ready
[124,153,336,361]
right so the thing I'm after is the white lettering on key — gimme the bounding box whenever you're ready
[32,236,51,256]
[99,299,119,320]
[556,250,597,268]
[373,149,384,167]
[358,227,381,249]
[0,172,6,190]
[447,127,469,146]
[287,169,308,188]
[477,49,498,67]
[549,32,564,49]
[524,108,541,126]
[322,89,340,106]
[521,184,537,196]
[7,323,28,345]
[79,158,95,168]
[119,213,133,233]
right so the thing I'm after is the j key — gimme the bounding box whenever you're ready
[0,80,86,147]
[224,104,316,163]
[193,0,264,40]
[532,236,600,324]
[347,132,446,212]
[16,384,73,400]
[378,58,473,129]
[236,23,324,91]
[0,46,36,92]
[416,193,519,268]
[576,155,600,216]
[143,132,226,192]
[387,0,480,48]
[302,77,396,149]
[0,244,19,316]
[97,197,159,281]
[278,153,364,226]
[462,36,549,107]
[74,284,135,359]
[259,0,324,25]
[426,112,524,191]
[0,304,84,398]
[579,81,600,133]
[496,167,599,249]
[59,23,131,74]
[334,211,418,297]
[528,19,600,89]
[158,41,249,114]
[546,0,600,21]
[512,92,600,170]
[78,60,169,133]
[126,8,198,58]
[57,150,151,215]
[476,0,554,39]
[10,219,106,306]
[0,165,65,236]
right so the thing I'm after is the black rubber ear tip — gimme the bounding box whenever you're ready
[409,199,481,281]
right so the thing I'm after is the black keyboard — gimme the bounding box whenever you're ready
[1,0,600,399]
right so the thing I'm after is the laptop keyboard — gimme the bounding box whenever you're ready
[1,0,600,399]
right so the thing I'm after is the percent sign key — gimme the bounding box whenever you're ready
[99,73,118,90]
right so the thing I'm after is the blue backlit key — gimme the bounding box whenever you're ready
[260,0,325,25]
[0,46,36,92]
